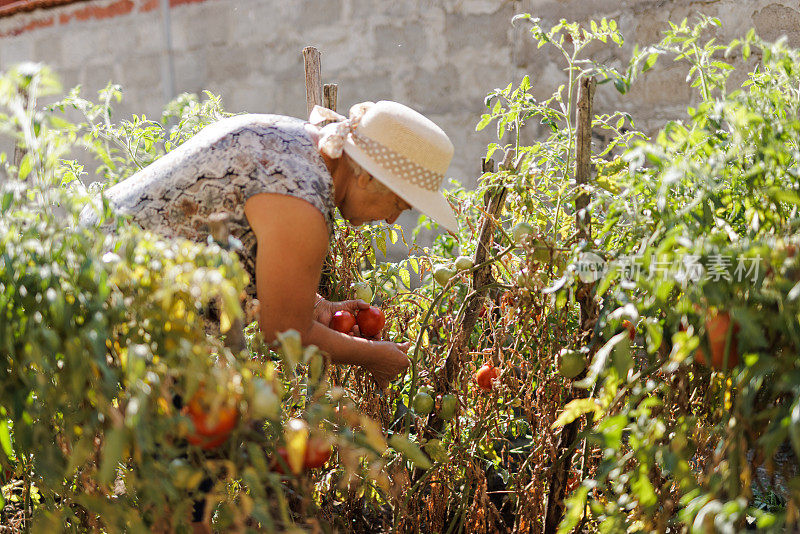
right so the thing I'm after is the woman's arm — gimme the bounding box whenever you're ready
[244,193,409,386]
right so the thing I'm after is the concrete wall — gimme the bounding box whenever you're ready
[1,0,799,242]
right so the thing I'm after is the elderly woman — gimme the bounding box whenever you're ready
[81,100,458,388]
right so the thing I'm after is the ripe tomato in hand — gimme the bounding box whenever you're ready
[357,306,385,338]
[475,364,499,391]
[184,390,238,450]
[330,310,356,334]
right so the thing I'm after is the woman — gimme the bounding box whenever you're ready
[81,100,459,388]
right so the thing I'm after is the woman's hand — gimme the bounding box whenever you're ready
[360,341,411,389]
[314,298,370,334]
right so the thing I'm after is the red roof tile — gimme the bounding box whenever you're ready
[0,0,90,18]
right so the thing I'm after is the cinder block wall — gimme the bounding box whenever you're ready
[0,0,798,244]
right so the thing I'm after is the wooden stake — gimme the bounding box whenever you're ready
[303,47,323,117]
[543,77,596,534]
[574,77,596,242]
[442,157,506,388]
[323,83,338,113]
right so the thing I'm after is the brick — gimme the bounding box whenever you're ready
[140,0,158,12]
[0,14,53,37]
[60,0,135,24]
[170,0,207,6]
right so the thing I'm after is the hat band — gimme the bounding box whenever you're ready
[351,132,443,192]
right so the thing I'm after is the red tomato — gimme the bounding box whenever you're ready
[271,447,291,474]
[304,437,332,469]
[696,311,739,369]
[475,364,499,391]
[184,390,238,450]
[622,319,635,341]
[357,306,385,338]
[329,310,356,333]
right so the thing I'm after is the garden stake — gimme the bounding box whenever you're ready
[544,76,597,534]
[302,47,323,117]
[303,46,343,301]
[443,157,506,389]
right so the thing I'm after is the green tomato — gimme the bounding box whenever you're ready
[511,222,535,245]
[352,281,373,303]
[424,439,449,464]
[439,394,457,421]
[433,266,456,286]
[558,349,586,379]
[454,256,474,271]
[412,392,434,415]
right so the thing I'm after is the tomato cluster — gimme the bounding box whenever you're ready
[328,306,385,338]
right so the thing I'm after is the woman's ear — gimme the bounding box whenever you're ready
[355,172,373,189]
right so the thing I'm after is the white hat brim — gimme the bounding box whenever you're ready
[343,137,459,234]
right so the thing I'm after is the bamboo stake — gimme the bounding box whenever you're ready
[543,77,596,534]
[303,47,323,117]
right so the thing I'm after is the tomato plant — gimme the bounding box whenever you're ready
[3,13,800,533]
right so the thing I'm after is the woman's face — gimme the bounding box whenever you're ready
[339,173,413,226]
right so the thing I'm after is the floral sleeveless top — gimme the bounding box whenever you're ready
[81,114,336,303]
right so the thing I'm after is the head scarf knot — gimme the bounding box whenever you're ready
[309,102,374,159]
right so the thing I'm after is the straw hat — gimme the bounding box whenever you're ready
[310,101,458,233]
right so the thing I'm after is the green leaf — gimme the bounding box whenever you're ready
[558,485,589,534]
[552,398,602,429]
[643,52,659,72]
[613,77,627,94]
[17,153,33,180]
[389,434,431,470]
[476,114,493,131]
[98,427,126,485]
[375,232,387,257]
[768,187,800,205]
[0,420,13,460]
[632,468,657,507]
[398,268,410,288]
[574,331,629,389]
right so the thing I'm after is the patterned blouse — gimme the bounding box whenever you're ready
[81,114,337,303]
